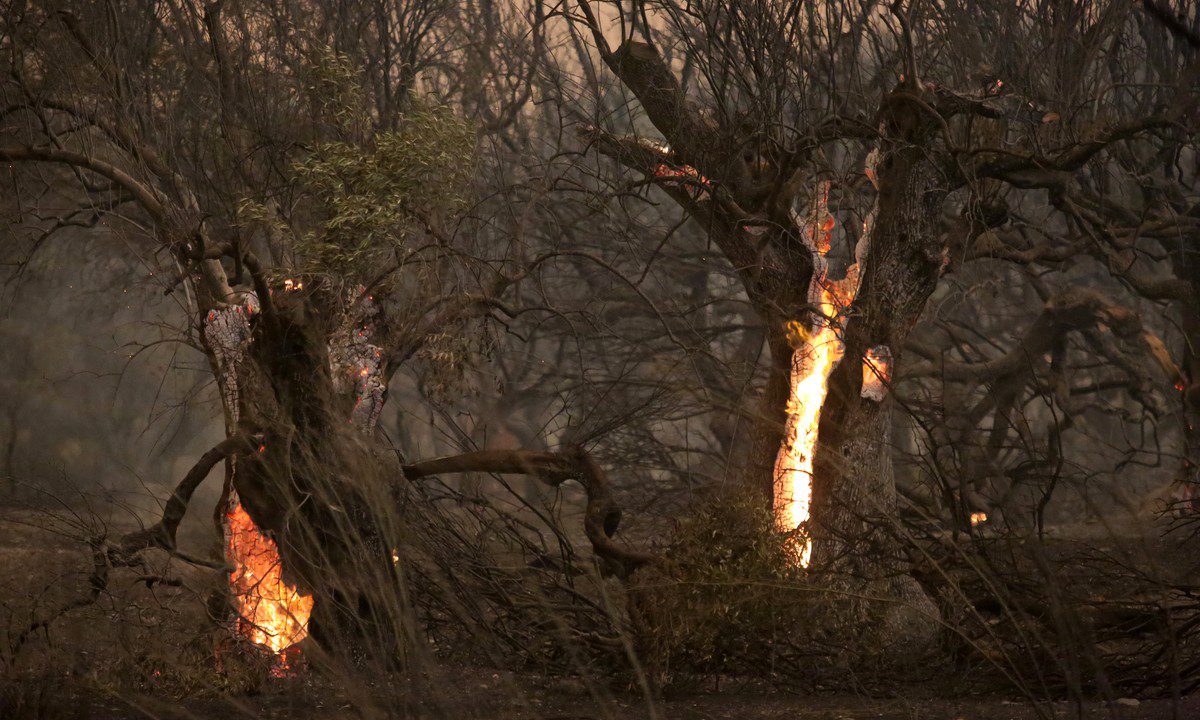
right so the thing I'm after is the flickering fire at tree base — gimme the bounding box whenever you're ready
[224,500,315,653]
[3,0,1198,710]
[202,281,393,660]
[204,289,318,658]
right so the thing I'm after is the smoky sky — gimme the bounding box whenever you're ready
[1,219,224,524]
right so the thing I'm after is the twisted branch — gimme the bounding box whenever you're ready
[403,447,658,576]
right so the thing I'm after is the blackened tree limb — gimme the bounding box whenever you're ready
[0,146,167,220]
[115,433,258,562]
[576,124,811,320]
[7,435,260,660]
[577,124,674,172]
[6,98,173,180]
[569,2,750,194]
[1141,0,1200,49]
[962,229,1076,267]
[403,449,577,482]
[1052,191,1196,303]
[972,115,1182,187]
[403,447,658,575]
[237,249,279,335]
[0,146,235,305]
[906,288,1182,386]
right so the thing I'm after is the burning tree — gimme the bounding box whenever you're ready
[0,0,650,669]
[558,0,1198,645]
[3,0,1199,696]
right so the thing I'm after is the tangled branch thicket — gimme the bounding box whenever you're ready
[1,0,1199,715]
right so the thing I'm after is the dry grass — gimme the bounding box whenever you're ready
[3,502,1200,720]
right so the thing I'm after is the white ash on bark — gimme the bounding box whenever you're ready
[204,291,261,422]
[860,345,892,402]
[328,290,387,431]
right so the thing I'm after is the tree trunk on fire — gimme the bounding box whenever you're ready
[810,86,946,653]
[210,286,404,667]
[1168,243,1200,515]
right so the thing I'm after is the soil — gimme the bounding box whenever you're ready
[3,507,1197,720]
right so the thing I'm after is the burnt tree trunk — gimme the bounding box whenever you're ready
[750,339,798,499]
[1168,241,1200,515]
[810,86,946,647]
[208,286,403,666]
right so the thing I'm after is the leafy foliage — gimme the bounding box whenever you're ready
[637,489,821,683]
[289,50,475,280]
[300,47,369,136]
[292,104,474,278]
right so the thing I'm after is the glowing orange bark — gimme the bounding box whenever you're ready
[773,317,844,566]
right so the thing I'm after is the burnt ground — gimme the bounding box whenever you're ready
[8,672,1200,720]
[2,505,1199,720]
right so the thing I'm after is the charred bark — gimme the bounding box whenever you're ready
[255,299,400,665]
[809,84,949,650]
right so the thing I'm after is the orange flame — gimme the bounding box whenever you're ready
[970,511,988,526]
[773,184,861,568]
[773,311,844,567]
[225,499,313,654]
[653,163,710,199]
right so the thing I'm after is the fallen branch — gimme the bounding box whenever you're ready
[403,447,658,576]
[115,433,258,564]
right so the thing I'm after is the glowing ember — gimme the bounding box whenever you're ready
[283,278,304,291]
[329,288,386,429]
[653,162,710,200]
[861,345,893,402]
[1170,480,1200,517]
[970,511,988,526]
[773,181,866,567]
[225,495,314,653]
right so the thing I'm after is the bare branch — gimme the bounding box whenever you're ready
[115,434,258,561]
[0,146,166,220]
[404,447,658,575]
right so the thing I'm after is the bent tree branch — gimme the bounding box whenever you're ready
[115,433,259,565]
[5,434,259,664]
[402,447,658,576]
[0,145,167,220]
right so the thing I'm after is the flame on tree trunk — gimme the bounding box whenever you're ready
[772,182,869,567]
[807,89,948,579]
[773,319,845,566]
[206,296,316,655]
[205,286,386,657]
[224,494,314,653]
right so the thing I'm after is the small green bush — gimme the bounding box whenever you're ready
[635,489,827,685]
